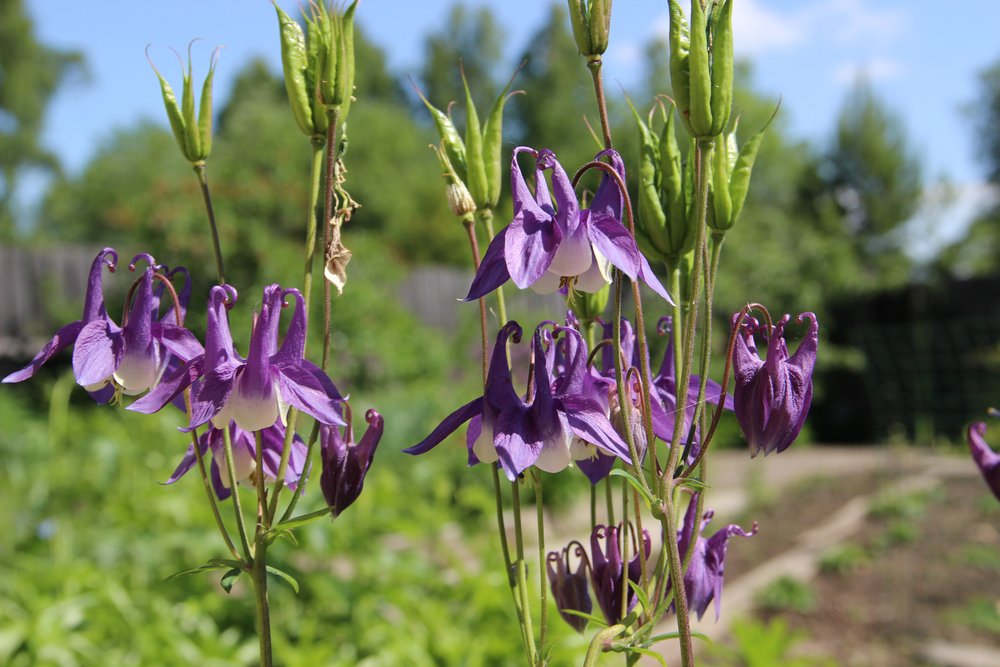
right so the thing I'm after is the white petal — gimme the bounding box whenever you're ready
[574,248,612,293]
[535,428,573,473]
[473,412,499,463]
[530,270,562,295]
[548,232,593,277]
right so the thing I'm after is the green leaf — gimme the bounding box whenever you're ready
[266,565,300,593]
[220,568,242,594]
[622,647,669,666]
[562,609,609,628]
[627,579,651,614]
[270,506,333,535]
[164,558,243,581]
[646,630,713,646]
[677,476,711,491]
[609,468,655,507]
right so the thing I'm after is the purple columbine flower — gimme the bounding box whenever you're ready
[320,407,383,517]
[464,148,672,303]
[130,283,344,432]
[732,312,818,456]
[674,494,756,621]
[590,523,651,624]
[404,321,630,481]
[968,421,1000,502]
[3,248,118,401]
[72,254,202,398]
[165,421,307,500]
[547,543,593,633]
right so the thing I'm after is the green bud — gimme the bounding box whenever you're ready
[416,65,520,210]
[567,0,613,59]
[275,3,314,136]
[431,144,476,219]
[707,111,774,232]
[628,97,697,262]
[667,0,734,139]
[147,43,218,165]
[275,1,357,140]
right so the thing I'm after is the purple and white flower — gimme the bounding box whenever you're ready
[130,283,344,432]
[320,407,384,517]
[968,421,1000,502]
[464,148,672,302]
[404,321,630,481]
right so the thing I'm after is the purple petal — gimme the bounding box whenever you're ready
[275,360,345,426]
[404,398,482,455]
[638,254,674,304]
[274,288,307,364]
[464,227,511,301]
[493,405,545,481]
[189,361,239,429]
[505,210,560,289]
[81,248,118,322]
[72,318,122,387]
[969,421,1000,501]
[128,357,204,415]
[588,212,641,280]
[559,394,631,462]
[2,321,83,383]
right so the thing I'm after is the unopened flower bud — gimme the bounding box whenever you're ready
[567,0,612,59]
[447,181,476,218]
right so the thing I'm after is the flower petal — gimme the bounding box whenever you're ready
[464,226,512,301]
[2,321,83,383]
[404,397,482,455]
[275,360,345,426]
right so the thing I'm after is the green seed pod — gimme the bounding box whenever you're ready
[274,3,314,137]
[667,0,692,134]
[567,0,592,56]
[710,132,734,231]
[687,0,713,137]
[568,283,610,323]
[461,70,489,208]
[482,71,518,207]
[588,0,612,57]
[148,45,217,164]
[707,112,773,232]
[414,87,468,181]
[338,1,358,123]
[709,0,734,135]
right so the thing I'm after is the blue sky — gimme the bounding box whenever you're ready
[25,0,1000,249]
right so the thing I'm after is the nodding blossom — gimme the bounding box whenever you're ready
[404,321,630,481]
[2,248,201,403]
[165,421,307,500]
[673,494,756,621]
[590,523,651,625]
[546,543,593,633]
[320,407,384,517]
[732,312,818,456]
[130,283,344,432]
[464,147,672,303]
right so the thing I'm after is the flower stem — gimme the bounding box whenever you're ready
[463,217,489,384]
[193,163,225,285]
[511,479,537,665]
[587,57,613,149]
[532,470,548,654]
[584,625,626,667]
[251,535,273,667]
[477,208,508,325]
[221,426,252,560]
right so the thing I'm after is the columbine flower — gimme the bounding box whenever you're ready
[464,148,672,302]
[404,321,630,481]
[674,493,756,621]
[3,248,118,401]
[73,254,202,397]
[547,543,593,633]
[968,421,1000,502]
[130,283,344,432]
[590,523,651,624]
[165,421,307,500]
[732,312,818,456]
[320,407,383,517]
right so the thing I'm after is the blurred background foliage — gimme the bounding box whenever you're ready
[2,0,1000,663]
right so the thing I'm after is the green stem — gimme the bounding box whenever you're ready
[193,163,225,284]
[584,625,626,667]
[221,426,252,560]
[511,479,537,665]
[533,471,548,654]
[605,476,615,525]
[590,483,598,529]
[251,536,273,667]
[587,57,613,149]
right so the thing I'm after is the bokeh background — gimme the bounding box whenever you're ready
[2,1,1000,664]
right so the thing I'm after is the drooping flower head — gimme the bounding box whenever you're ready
[732,312,818,456]
[165,421,308,500]
[73,254,202,398]
[674,493,757,621]
[130,283,344,431]
[3,248,118,400]
[404,321,630,481]
[968,421,1000,502]
[546,542,593,634]
[464,148,672,303]
[320,406,383,517]
[590,523,651,625]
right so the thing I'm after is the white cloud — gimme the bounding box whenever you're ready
[732,0,807,57]
[833,57,906,85]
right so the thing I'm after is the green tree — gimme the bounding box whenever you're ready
[419,4,504,110]
[0,0,83,239]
